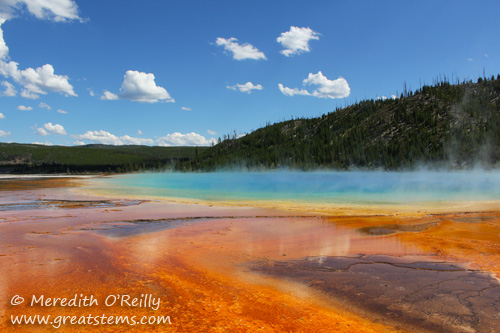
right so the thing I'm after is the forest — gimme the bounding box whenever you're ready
[0,144,206,174]
[179,75,500,171]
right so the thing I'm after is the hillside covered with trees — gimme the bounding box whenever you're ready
[180,75,500,171]
[0,144,206,174]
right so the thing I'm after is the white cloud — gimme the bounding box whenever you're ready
[2,80,15,96]
[120,135,155,145]
[215,37,266,61]
[226,81,263,94]
[72,130,154,146]
[0,2,80,100]
[207,129,216,135]
[32,141,52,146]
[467,58,474,62]
[20,64,76,97]
[20,89,39,99]
[88,88,95,97]
[0,0,82,22]
[57,109,67,114]
[376,96,388,101]
[0,129,10,136]
[101,90,118,100]
[73,130,214,146]
[34,127,47,136]
[102,70,174,103]
[157,132,215,146]
[0,112,4,119]
[17,104,32,110]
[277,26,320,57]
[303,72,350,99]
[278,84,311,97]
[0,18,9,58]
[39,102,51,110]
[72,130,122,145]
[0,61,77,98]
[279,71,350,99]
[35,122,66,135]
[137,129,142,135]
[181,106,191,111]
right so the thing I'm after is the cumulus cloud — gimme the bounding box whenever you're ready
[0,0,82,22]
[0,61,77,98]
[88,88,95,97]
[0,18,9,58]
[157,132,215,146]
[278,84,310,97]
[101,90,118,100]
[39,102,51,110]
[20,90,39,99]
[32,141,52,145]
[17,105,32,110]
[226,81,263,94]
[102,70,174,103]
[119,70,173,103]
[57,109,67,114]
[181,106,191,111]
[72,130,155,146]
[119,135,155,145]
[35,127,48,136]
[2,80,15,96]
[278,71,350,99]
[20,64,76,97]
[0,129,10,136]
[34,122,66,136]
[0,1,80,100]
[215,37,266,60]
[73,130,216,146]
[0,112,4,119]
[207,129,217,135]
[137,129,142,135]
[277,26,320,57]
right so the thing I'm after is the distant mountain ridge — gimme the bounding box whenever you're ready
[181,75,500,171]
[0,144,205,174]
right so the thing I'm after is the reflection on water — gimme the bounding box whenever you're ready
[82,215,425,261]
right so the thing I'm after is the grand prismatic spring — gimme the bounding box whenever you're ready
[1,171,500,332]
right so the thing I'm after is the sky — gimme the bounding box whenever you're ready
[0,0,499,146]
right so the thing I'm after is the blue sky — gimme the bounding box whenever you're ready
[0,0,499,146]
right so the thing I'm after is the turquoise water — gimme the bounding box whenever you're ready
[92,170,500,205]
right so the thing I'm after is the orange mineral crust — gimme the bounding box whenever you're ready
[1,177,500,332]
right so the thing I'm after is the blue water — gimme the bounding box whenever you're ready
[93,170,500,205]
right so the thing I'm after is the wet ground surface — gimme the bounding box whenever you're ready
[81,215,321,238]
[357,220,441,235]
[3,179,500,332]
[0,199,146,211]
[250,255,500,332]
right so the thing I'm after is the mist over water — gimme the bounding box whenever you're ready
[93,170,500,205]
